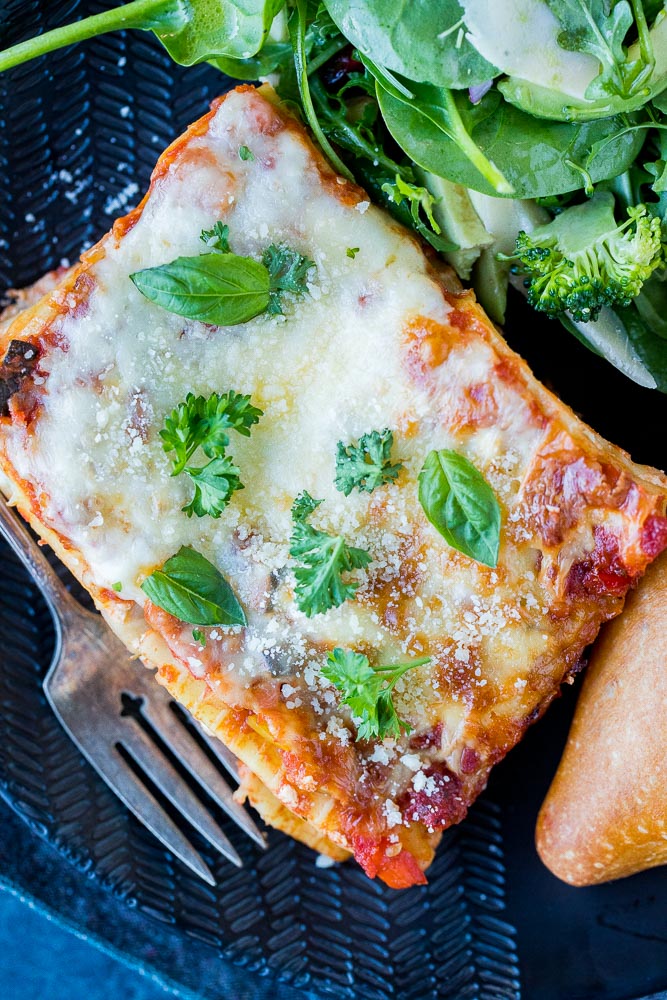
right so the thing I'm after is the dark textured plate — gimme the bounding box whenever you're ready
[1,4,667,999]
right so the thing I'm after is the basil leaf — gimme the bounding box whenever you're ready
[418,450,501,567]
[131,253,270,326]
[141,546,246,626]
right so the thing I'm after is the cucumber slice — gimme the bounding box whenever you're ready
[498,10,667,121]
[415,171,493,281]
[510,274,657,388]
[468,193,548,323]
[459,0,598,100]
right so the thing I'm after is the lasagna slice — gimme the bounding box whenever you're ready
[1,84,666,889]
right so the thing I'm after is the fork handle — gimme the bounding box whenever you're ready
[0,497,78,620]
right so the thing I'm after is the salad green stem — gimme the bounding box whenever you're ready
[630,0,655,87]
[289,0,354,182]
[306,34,349,77]
[0,0,179,72]
[439,89,514,196]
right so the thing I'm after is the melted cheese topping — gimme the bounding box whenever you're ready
[6,89,548,683]
[2,87,667,883]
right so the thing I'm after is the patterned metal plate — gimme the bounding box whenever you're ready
[1,4,667,998]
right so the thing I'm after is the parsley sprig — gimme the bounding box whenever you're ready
[182,454,242,519]
[161,391,262,518]
[289,492,371,617]
[322,647,431,741]
[200,221,231,253]
[262,243,315,315]
[335,428,403,496]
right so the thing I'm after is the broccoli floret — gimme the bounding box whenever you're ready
[507,192,664,322]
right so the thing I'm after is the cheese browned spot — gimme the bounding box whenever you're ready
[1,85,666,888]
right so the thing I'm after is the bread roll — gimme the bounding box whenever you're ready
[536,552,667,886]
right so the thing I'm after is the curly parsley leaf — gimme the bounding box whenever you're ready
[335,428,403,496]
[261,243,314,315]
[289,492,371,617]
[321,647,430,741]
[141,546,246,627]
[200,221,231,253]
[161,391,261,518]
[182,455,243,519]
[161,391,262,475]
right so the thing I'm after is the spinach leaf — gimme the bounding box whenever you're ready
[208,41,293,80]
[418,449,501,567]
[141,546,247,626]
[0,0,284,73]
[131,253,270,326]
[378,86,644,198]
[370,65,513,194]
[323,0,497,89]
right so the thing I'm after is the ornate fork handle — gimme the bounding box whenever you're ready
[0,499,82,626]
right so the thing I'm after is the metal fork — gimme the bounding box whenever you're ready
[0,498,266,885]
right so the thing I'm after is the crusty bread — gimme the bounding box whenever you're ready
[536,551,667,886]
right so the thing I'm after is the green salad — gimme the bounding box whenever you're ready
[5,0,667,390]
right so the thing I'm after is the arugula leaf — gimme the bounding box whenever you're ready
[308,74,458,253]
[335,428,403,496]
[321,647,430,741]
[141,546,246,626]
[131,252,271,326]
[418,449,501,567]
[290,492,372,617]
[261,243,314,315]
[200,221,231,253]
[160,391,262,475]
[183,455,243,518]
